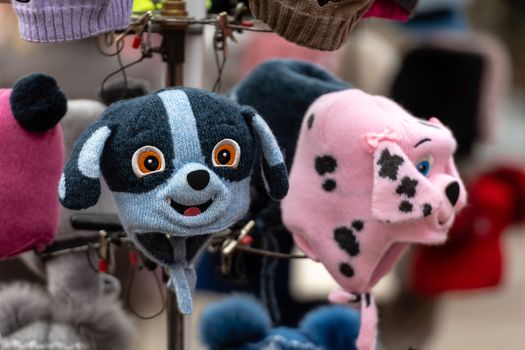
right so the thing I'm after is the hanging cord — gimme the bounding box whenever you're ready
[125,250,166,320]
[98,13,155,101]
[100,43,144,101]
[212,45,227,93]
[211,12,233,93]
[96,34,128,96]
[97,12,154,101]
[235,245,307,259]
[95,33,123,57]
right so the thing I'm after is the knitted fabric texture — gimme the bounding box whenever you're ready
[59,87,288,314]
[249,0,375,51]
[12,0,133,43]
[0,73,66,260]
[249,0,419,51]
[281,89,466,350]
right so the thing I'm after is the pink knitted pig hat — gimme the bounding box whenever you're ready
[0,73,67,259]
[282,89,466,350]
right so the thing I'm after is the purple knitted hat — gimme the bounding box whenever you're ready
[12,0,133,43]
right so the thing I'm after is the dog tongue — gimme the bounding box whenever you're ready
[184,207,201,216]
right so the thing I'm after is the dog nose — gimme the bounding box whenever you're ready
[445,181,460,206]
[187,170,210,191]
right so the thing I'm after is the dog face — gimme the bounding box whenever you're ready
[282,89,466,293]
[100,89,258,236]
[59,88,288,313]
[370,115,466,231]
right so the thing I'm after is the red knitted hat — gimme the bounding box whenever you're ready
[411,167,525,295]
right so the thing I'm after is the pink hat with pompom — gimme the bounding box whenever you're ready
[0,73,66,259]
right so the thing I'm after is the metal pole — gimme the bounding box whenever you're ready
[162,29,186,87]
[161,0,188,87]
[166,290,186,350]
[160,2,188,350]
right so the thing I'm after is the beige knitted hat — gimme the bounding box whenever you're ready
[250,0,375,51]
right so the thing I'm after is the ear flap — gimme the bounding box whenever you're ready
[59,124,112,210]
[371,141,442,222]
[242,108,289,200]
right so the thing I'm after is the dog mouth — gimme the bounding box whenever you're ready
[169,198,213,217]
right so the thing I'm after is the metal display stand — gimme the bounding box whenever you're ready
[160,0,187,87]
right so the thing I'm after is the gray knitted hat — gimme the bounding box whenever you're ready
[249,0,375,51]
[12,0,133,43]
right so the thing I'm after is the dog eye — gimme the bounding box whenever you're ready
[212,139,240,168]
[132,146,165,177]
[415,155,433,177]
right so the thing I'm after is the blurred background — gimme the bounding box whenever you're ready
[0,0,525,349]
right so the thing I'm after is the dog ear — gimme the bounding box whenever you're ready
[59,122,112,210]
[371,141,442,222]
[242,108,288,200]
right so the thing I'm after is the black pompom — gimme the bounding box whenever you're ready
[10,73,67,132]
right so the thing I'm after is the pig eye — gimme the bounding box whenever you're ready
[415,155,433,177]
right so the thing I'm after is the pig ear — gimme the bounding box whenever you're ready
[371,141,442,222]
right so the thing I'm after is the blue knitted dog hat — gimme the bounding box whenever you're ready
[59,87,288,313]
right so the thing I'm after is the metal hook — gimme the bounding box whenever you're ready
[213,12,237,56]
[141,14,154,58]
[222,220,255,255]
[98,230,115,273]
[116,11,153,44]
